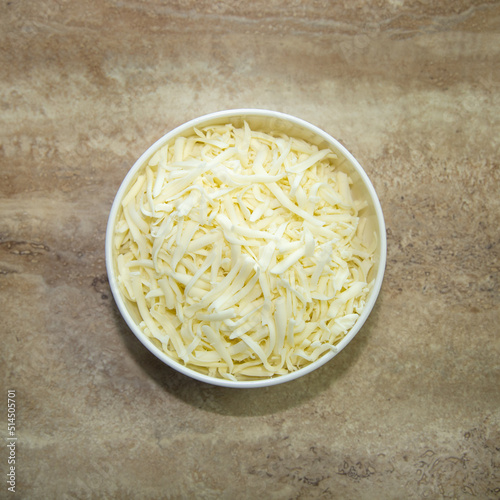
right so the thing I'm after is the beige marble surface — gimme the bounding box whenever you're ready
[1,1,499,498]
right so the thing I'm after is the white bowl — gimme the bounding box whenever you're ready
[105,109,386,388]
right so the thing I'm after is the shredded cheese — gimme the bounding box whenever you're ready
[114,123,376,380]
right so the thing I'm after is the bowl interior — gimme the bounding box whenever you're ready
[106,109,386,388]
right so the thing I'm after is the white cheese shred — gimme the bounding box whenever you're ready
[113,123,376,380]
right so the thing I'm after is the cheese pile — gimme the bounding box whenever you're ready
[114,122,376,380]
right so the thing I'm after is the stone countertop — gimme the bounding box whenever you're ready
[1,1,499,498]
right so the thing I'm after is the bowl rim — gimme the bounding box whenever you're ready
[105,108,387,388]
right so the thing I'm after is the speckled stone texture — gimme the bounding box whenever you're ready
[1,1,499,499]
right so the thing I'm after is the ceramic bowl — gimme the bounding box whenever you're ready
[105,109,386,388]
